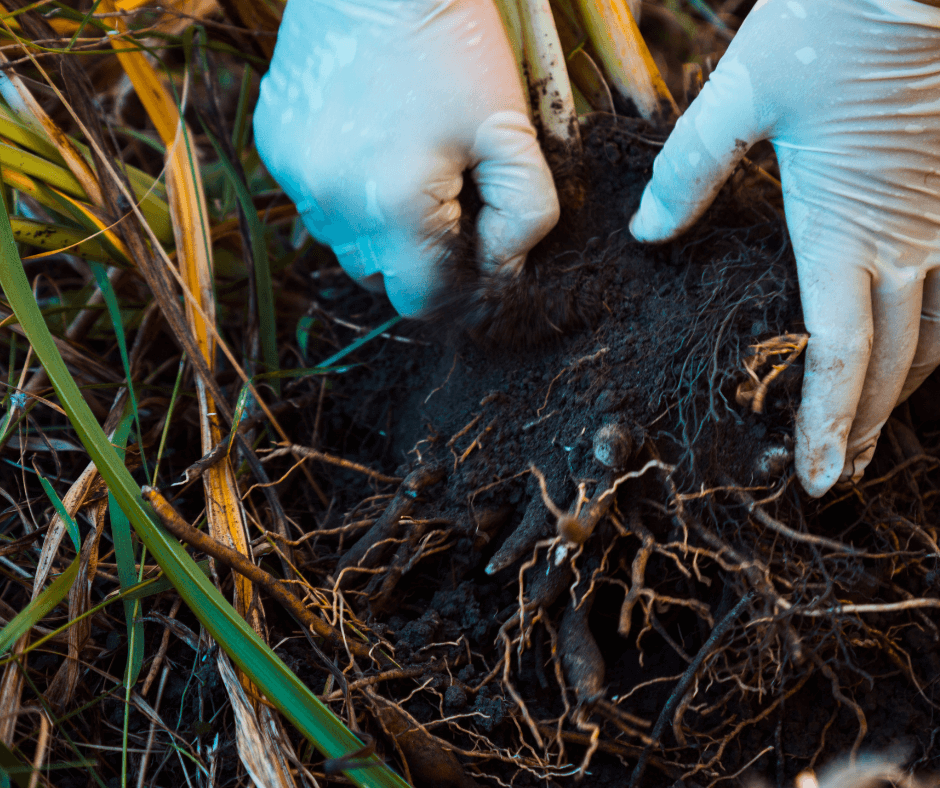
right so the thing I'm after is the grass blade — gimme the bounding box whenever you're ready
[119,559,211,602]
[0,560,78,657]
[201,124,280,384]
[36,475,80,552]
[44,186,137,263]
[11,216,120,263]
[88,261,147,480]
[0,475,80,657]
[0,140,88,199]
[106,413,144,685]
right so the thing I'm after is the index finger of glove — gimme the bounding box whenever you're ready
[329,226,458,318]
[629,50,767,243]
[378,229,458,317]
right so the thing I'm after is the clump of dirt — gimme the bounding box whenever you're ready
[283,115,940,788]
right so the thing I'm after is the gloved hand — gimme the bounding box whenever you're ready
[254,0,560,317]
[629,0,940,497]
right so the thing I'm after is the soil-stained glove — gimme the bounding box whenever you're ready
[628,0,940,497]
[254,0,560,317]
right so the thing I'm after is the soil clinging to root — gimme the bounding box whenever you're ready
[284,116,940,788]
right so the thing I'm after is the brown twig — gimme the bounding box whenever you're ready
[721,475,861,554]
[263,443,403,485]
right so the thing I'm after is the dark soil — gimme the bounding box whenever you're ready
[272,116,940,787]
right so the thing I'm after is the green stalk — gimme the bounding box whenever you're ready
[572,0,678,124]
[517,0,581,153]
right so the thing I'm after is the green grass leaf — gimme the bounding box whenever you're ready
[296,314,316,360]
[0,473,82,658]
[10,216,120,263]
[318,315,401,369]
[119,559,211,602]
[0,140,87,199]
[0,557,78,657]
[88,261,148,482]
[37,474,80,551]
[107,412,144,686]
[201,123,279,387]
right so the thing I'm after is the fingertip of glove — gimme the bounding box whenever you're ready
[794,440,843,499]
[796,470,834,499]
[629,190,676,243]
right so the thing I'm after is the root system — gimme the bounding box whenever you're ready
[246,116,940,786]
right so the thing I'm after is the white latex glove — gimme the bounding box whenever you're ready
[629,0,940,497]
[254,0,560,317]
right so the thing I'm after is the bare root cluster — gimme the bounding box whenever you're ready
[286,375,940,788]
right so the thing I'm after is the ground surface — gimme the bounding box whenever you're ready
[263,117,940,787]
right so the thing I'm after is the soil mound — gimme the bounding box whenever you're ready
[284,116,940,787]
